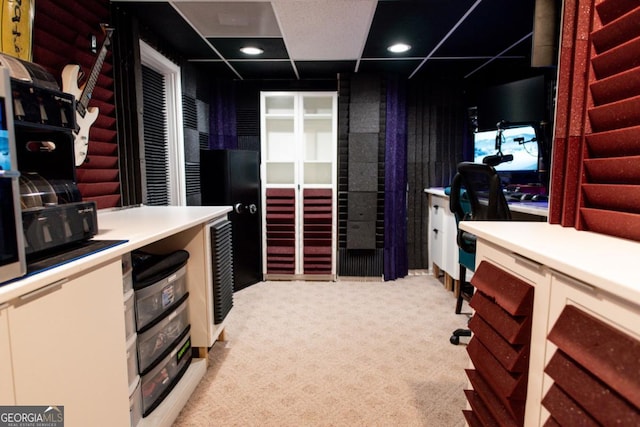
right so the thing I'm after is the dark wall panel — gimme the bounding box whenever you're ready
[34,0,119,208]
[406,78,467,270]
[339,73,386,277]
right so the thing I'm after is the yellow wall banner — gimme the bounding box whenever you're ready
[1,0,34,61]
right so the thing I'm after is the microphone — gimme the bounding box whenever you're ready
[482,154,513,166]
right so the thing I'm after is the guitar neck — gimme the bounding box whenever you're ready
[77,31,113,116]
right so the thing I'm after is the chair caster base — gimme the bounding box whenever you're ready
[450,328,472,345]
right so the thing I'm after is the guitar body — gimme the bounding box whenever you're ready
[62,64,99,166]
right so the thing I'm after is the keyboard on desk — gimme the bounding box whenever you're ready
[504,191,548,202]
[474,190,548,202]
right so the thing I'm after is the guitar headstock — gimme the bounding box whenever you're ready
[99,24,115,43]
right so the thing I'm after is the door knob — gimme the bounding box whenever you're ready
[234,203,245,214]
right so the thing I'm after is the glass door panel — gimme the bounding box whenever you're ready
[266,162,295,184]
[303,96,333,115]
[303,119,333,162]
[303,162,332,185]
[265,96,294,115]
[265,118,295,161]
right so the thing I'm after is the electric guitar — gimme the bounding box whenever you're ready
[61,25,114,166]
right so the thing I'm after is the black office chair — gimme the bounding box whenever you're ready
[448,161,511,345]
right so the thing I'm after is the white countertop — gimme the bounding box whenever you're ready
[459,221,640,302]
[424,187,548,218]
[0,205,231,304]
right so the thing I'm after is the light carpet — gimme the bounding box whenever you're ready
[173,274,470,426]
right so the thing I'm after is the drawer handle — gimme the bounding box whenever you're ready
[555,271,596,293]
[433,229,438,234]
[511,252,542,272]
[19,278,68,303]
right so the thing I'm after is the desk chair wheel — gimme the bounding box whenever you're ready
[450,328,472,345]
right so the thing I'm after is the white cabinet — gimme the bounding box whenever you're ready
[141,218,229,350]
[261,92,337,279]
[461,221,640,426]
[7,260,130,426]
[541,273,640,426]
[426,191,461,290]
[0,206,230,427]
[0,305,14,404]
[428,194,445,274]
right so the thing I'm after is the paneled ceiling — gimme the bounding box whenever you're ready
[114,0,549,81]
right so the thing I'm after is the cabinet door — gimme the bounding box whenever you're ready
[262,93,297,185]
[8,260,130,426]
[0,305,14,404]
[428,195,445,273]
[541,274,640,426]
[301,94,335,186]
[261,91,337,278]
[442,206,460,280]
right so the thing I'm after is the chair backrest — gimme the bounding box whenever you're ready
[449,161,511,255]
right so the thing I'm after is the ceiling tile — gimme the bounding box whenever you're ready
[208,37,289,59]
[125,2,219,59]
[295,60,357,79]
[174,1,281,37]
[363,0,478,58]
[357,58,423,76]
[272,0,377,60]
[189,60,241,79]
[229,59,297,80]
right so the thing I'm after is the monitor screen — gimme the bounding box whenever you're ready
[473,125,539,172]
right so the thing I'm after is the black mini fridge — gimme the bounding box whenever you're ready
[200,149,262,291]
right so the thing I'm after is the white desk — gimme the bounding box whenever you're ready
[424,187,548,219]
[0,205,232,427]
[424,187,547,290]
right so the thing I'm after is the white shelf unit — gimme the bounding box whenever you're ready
[260,91,337,280]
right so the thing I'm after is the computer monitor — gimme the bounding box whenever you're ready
[473,124,540,186]
[474,125,539,171]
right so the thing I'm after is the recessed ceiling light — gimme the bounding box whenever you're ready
[387,43,411,53]
[240,46,264,55]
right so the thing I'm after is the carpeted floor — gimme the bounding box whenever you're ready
[173,273,470,426]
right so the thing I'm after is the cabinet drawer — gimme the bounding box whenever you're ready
[137,296,189,374]
[140,331,192,417]
[476,239,547,286]
[429,195,446,231]
[465,260,535,426]
[135,265,188,330]
[542,274,640,425]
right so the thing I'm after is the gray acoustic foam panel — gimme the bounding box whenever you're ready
[350,102,380,133]
[346,221,376,249]
[348,192,378,221]
[196,99,210,133]
[348,162,378,191]
[183,128,200,162]
[348,133,378,163]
